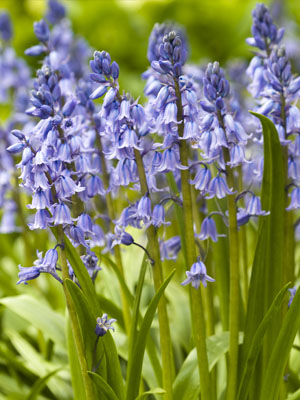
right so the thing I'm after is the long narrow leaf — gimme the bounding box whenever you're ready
[26,368,61,400]
[66,318,86,400]
[65,279,124,400]
[173,332,243,400]
[0,295,65,347]
[126,269,175,400]
[88,372,119,400]
[260,286,300,399]
[237,283,290,400]
[100,253,134,306]
[241,112,285,397]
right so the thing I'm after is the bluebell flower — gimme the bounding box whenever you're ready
[34,20,50,43]
[41,248,58,272]
[87,175,106,197]
[29,188,51,210]
[152,204,170,228]
[246,3,284,51]
[236,208,251,226]
[136,195,152,225]
[28,209,52,230]
[111,225,134,247]
[147,23,187,65]
[55,174,85,199]
[17,266,41,285]
[245,195,269,216]
[287,187,300,210]
[207,175,234,199]
[181,260,215,289]
[156,147,188,173]
[69,225,89,248]
[190,165,211,192]
[159,236,181,261]
[288,286,297,308]
[52,203,72,225]
[197,217,218,242]
[81,251,101,280]
[0,12,12,41]
[46,0,66,25]
[76,213,94,234]
[95,314,117,337]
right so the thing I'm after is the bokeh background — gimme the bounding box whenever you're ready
[1,0,300,97]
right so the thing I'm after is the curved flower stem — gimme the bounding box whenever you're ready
[97,136,131,334]
[132,241,154,265]
[174,80,212,400]
[57,225,95,400]
[134,148,175,400]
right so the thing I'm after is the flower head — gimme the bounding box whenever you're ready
[95,314,117,337]
[181,260,215,289]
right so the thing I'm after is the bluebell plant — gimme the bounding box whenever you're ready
[1,2,300,400]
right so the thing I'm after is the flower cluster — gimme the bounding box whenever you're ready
[247,3,300,211]
[4,1,285,295]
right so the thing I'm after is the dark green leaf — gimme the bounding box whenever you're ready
[25,368,61,400]
[88,372,119,400]
[125,269,175,400]
[237,283,290,400]
[0,295,65,347]
[260,286,300,400]
[173,332,243,400]
[135,388,166,399]
[241,112,285,396]
[66,318,86,400]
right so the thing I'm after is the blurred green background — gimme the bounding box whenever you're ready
[1,0,300,94]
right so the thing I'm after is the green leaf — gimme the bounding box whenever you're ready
[25,368,61,400]
[62,234,99,315]
[127,254,148,370]
[64,279,124,400]
[241,112,285,396]
[260,286,300,400]
[237,283,290,400]
[287,388,300,400]
[135,388,166,399]
[66,318,86,400]
[100,253,134,306]
[7,330,71,398]
[125,269,176,400]
[0,295,65,347]
[59,235,124,400]
[97,293,125,330]
[64,279,99,369]
[173,332,243,400]
[88,372,119,400]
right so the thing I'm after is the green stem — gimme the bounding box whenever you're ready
[97,136,131,334]
[217,111,239,400]
[134,149,175,400]
[57,225,95,399]
[280,94,295,287]
[237,167,248,310]
[174,80,211,400]
[224,150,240,400]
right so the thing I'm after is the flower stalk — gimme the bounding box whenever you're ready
[174,79,212,400]
[134,148,175,400]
